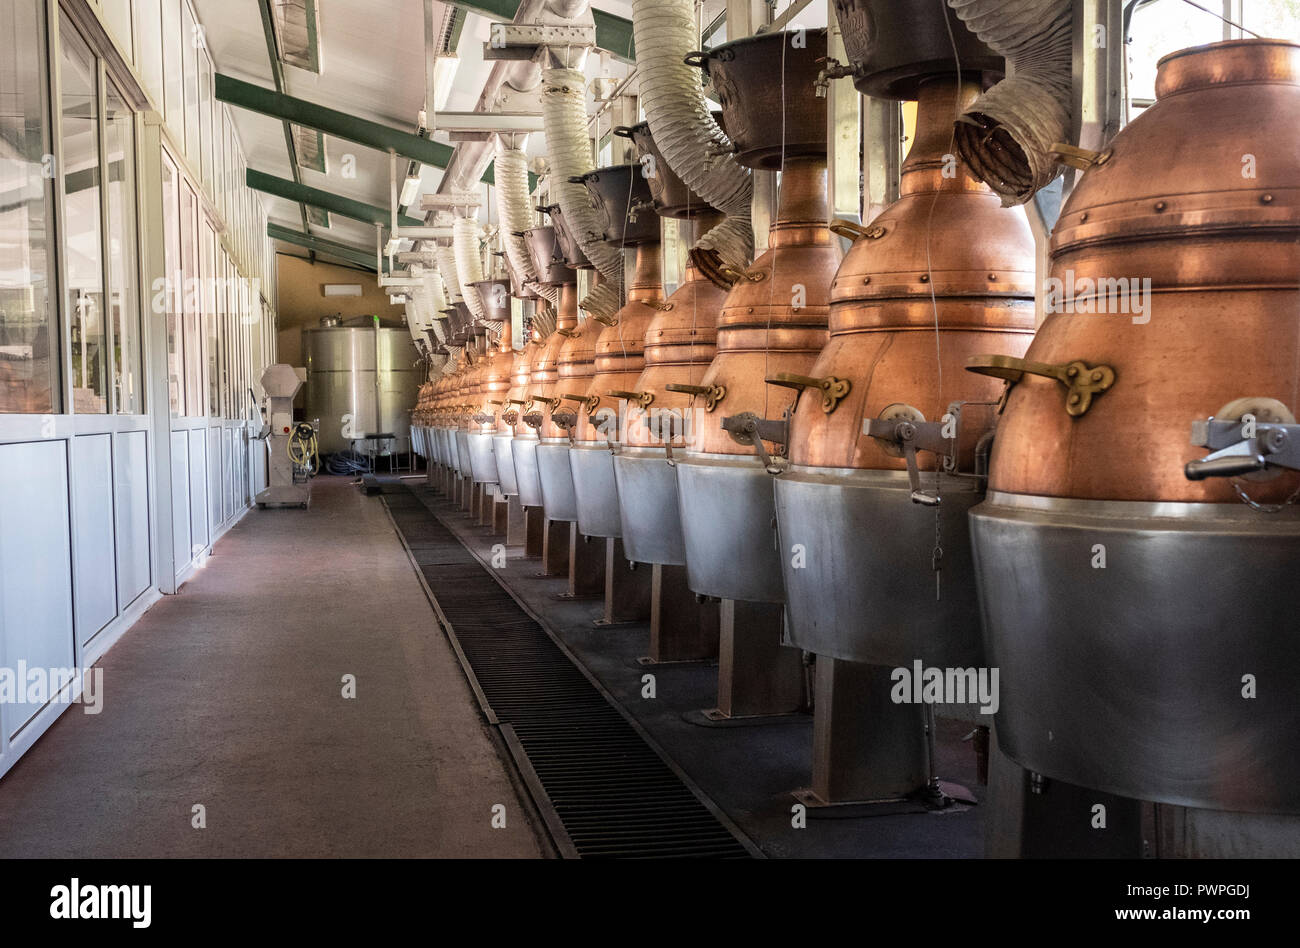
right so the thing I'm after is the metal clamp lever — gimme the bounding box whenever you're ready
[863,417,956,506]
[561,392,601,414]
[966,354,1115,417]
[666,382,726,412]
[1186,418,1300,480]
[471,412,495,426]
[722,412,789,475]
[766,372,852,414]
[608,389,655,409]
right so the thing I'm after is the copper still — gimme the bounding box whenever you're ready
[673,28,835,603]
[774,78,1035,669]
[530,279,583,522]
[465,286,513,487]
[970,38,1300,814]
[569,163,663,540]
[609,124,726,567]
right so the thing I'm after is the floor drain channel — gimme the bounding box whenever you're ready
[383,487,754,859]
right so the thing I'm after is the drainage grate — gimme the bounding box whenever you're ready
[383,487,754,859]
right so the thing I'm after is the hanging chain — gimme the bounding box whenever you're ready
[1232,478,1300,514]
[931,472,944,601]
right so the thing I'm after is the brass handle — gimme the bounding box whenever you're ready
[560,393,589,403]
[612,125,635,139]
[531,394,559,408]
[1048,143,1112,171]
[591,314,619,327]
[766,372,852,414]
[829,219,886,242]
[966,354,1116,417]
[508,398,531,407]
[608,390,655,409]
[713,262,765,286]
[487,399,504,406]
[555,327,577,337]
[665,382,726,412]
[683,51,708,70]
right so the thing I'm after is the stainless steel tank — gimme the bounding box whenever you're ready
[303,325,420,455]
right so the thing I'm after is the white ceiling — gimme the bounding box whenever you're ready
[192,0,647,270]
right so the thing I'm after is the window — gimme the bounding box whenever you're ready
[204,223,219,415]
[0,0,56,414]
[105,82,143,414]
[102,0,134,62]
[181,181,202,415]
[182,1,199,159]
[199,50,212,192]
[136,0,164,108]
[162,0,183,142]
[162,153,183,415]
[60,17,107,414]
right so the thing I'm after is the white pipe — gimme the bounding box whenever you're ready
[494,140,560,308]
[540,65,623,319]
[454,217,488,321]
[630,0,753,281]
[947,0,1074,206]
[435,245,463,304]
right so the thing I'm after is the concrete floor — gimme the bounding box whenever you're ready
[0,476,545,858]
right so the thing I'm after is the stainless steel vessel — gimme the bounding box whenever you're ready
[303,325,421,455]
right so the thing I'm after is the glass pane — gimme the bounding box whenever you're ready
[162,154,183,414]
[181,182,201,415]
[60,18,107,415]
[136,0,164,108]
[103,0,133,62]
[0,0,56,414]
[1245,0,1300,36]
[199,51,212,191]
[182,1,198,158]
[106,82,142,414]
[204,223,218,415]
[162,0,183,141]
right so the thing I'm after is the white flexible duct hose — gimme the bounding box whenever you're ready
[495,142,560,308]
[947,0,1073,206]
[404,303,428,355]
[454,217,489,321]
[540,66,623,319]
[630,0,753,280]
[442,345,464,377]
[423,270,448,343]
[435,246,463,305]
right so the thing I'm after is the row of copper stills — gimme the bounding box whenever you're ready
[409,1,1300,857]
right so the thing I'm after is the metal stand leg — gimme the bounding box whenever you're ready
[707,599,805,720]
[594,538,652,627]
[491,492,509,535]
[541,518,570,576]
[522,504,544,556]
[564,522,604,599]
[796,659,929,807]
[505,496,528,545]
[642,564,720,664]
[985,727,1143,857]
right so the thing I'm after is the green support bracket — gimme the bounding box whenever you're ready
[247,169,425,229]
[268,222,382,271]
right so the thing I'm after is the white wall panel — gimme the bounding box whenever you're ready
[0,440,75,740]
[170,429,191,574]
[187,428,208,552]
[72,434,117,647]
[115,429,152,607]
[207,425,221,534]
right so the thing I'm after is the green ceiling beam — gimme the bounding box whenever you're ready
[217,74,491,180]
[268,223,379,271]
[452,2,635,62]
[247,169,424,229]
